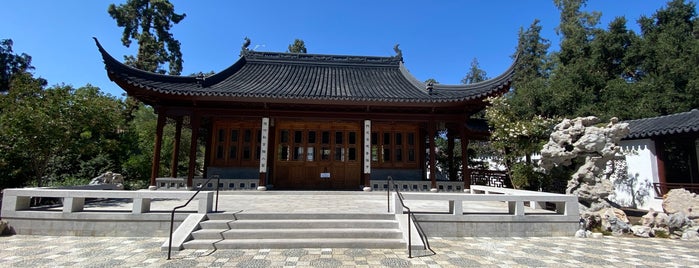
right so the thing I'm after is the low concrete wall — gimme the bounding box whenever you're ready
[1,188,214,236]
[397,186,580,237]
[371,180,466,192]
[4,212,189,237]
[155,178,259,190]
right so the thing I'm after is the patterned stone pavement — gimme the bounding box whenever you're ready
[1,235,698,267]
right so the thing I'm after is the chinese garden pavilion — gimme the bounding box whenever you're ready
[95,38,515,191]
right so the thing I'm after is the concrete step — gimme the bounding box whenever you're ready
[199,219,398,229]
[182,238,405,249]
[191,228,403,240]
[205,212,395,221]
[178,212,406,250]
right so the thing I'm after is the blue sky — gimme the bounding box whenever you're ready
[1,1,673,98]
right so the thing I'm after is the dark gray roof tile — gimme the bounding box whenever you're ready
[624,109,699,139]
[94,38,514,104]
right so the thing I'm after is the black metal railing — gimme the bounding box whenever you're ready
[653,182,699,197]
[167,175,220,260]
[387,176,436,258]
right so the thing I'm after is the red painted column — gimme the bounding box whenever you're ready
[151,111,167,187]
[654,138,667,195]
[460,126,470,190]
[187,114,200,188]
[170,117,183,178]
[447,132,455,181]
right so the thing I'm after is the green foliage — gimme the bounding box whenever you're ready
[287,39,307,53]
[484,96,556,189]
[510,162,544,190]
[0,73,125,188]
[654,229,670,238]
[461,58,488,84]
[108,0,186,75]
[0,39,37,92]
[488,0,699,191]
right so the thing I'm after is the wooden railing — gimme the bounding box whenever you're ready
[469,169,510,188]
[653,182,699,197]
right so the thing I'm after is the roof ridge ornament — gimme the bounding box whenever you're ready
[393,44,403,62]
[240,37,251,57]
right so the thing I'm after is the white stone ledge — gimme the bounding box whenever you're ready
[395,186,580,218]
[1,188,214,215]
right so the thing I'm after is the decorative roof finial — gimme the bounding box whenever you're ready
[240,37,251,57]
[393,44,403,62]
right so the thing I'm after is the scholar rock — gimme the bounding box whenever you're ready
[89,172,124,189]
[539,116,629,213]
[662,189,699,218]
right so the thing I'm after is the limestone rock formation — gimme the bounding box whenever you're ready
[662,189,699,218]
[540,116,629,213]
[89,172,124,190]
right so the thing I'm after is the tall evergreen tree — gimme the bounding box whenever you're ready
[108,0,186,75]
[0,39,37,92]
[461,58,488,84]
[548,0,602,118]
[287,39,307,53]
[633,0,699,115]
[509,19,553,119]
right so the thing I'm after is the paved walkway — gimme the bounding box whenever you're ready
[1,235,698,267]
[2,191,699,267]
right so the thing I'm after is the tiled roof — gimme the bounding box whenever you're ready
[94,38,514,105]
[624,109,699,139]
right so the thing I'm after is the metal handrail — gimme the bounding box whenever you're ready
[167,175,220,260]
[387,176,436,258]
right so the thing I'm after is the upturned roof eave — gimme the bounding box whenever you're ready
[96,37,515,104]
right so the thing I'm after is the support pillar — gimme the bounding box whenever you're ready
[203,121,212,179]
[447,131,455,181]
[150,111,167,188]
[460,126,471,190]
[187,114,200,188]
[429,121,437,191]
[258,117,270,191]
[363,120,372,191]
[170,117,183,178]
[655,138,667,194]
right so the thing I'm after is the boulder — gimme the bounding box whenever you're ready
[667,212,692,232]
[0,220,9,235]
[662,189,699,218]
[681,227,699,241]
[631,225,652,238]
[640,209,658,227]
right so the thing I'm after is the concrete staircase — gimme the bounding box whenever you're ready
[181,213,405,249]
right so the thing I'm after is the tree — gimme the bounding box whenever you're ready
[0,39,37,92]
[461,58,488,84]
[0,70,125,188]
[508,19,554,119]
[547,0,603,118]
[631,0,699,115]
[108,0,186,75]
[287,39,307,53]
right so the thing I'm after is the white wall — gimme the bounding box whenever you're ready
[616,139,663,211]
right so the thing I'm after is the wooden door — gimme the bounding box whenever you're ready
[272,120,361,190]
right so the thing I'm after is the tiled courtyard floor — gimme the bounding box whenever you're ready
[1,234,698,267]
